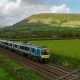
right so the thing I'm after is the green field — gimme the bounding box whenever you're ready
[29,39,80,68]
[0,54,42,80]
[0,67,16,80]
[29,39,80,59]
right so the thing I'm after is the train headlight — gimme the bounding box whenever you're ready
[41,54,50,58]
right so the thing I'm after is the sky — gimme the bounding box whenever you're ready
[0,0,80,25]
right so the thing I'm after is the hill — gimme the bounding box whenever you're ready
[0,25,5,28]
[26,13,80,27]
[0,13,80,39]
[10,13,80,30]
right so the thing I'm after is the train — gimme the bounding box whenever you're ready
[0,40,50,62]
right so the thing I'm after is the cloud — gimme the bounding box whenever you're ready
[0,0,71,25]
[50,4,70,13]
[20,0,43,5]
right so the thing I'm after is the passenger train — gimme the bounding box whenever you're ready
[0,40,50,62]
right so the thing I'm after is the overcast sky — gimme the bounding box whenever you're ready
[0,0,80,25]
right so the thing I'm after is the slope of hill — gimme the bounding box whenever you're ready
[27,13,80,27]
[0,25,5,28]
[0,13,80,39]
[11,13,80,29]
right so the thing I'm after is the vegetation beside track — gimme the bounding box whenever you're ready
[0,66,16,80]
[0,53,42,80]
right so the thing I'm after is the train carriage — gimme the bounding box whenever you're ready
[18,43,31,55]
[0,40,50,62]
[8,41,14,49]
[1,40,8,48]
[13,42,21,51]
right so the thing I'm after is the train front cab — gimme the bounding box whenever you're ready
[40,48,50,62]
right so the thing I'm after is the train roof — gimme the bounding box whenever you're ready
[0,40,7,42]
[19,43,42,49]
[0,40,47,49]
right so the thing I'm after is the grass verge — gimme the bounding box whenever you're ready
[0,67,16,80]
[50,54,80,69]
[0,53,42,80]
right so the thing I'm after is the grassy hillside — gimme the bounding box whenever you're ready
[0,13,80,39]
[11,13,80,28]
[0,25,5,28]
[27,13,80,27]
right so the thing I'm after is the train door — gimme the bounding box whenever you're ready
[36,49,41,56]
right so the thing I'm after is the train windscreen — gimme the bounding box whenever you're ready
[41,49,49,55]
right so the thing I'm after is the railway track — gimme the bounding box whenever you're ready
[45,64,80,80]
[57,69,80,80]
[0,47,80,80]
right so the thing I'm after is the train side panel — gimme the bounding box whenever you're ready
[18,44,31,55]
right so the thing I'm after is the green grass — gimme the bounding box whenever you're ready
[0,53,22,69]
[28,13,80,22]
[0,54,42,80]
[29,39,80,68]
[0,67,16,80]
[29,39,80,59]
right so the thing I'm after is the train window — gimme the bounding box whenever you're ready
[31,48,35,53]
[20,46,25,50]
[41,50,49,55]
[37,49,40,54]
[4,42,8,45]
[14,45,17,48]
[25,47,29,51]
[10,43,12,46]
